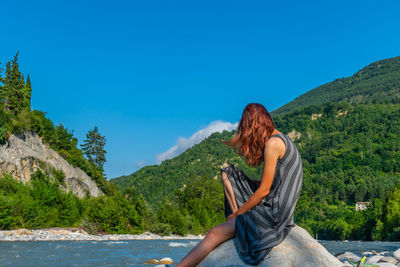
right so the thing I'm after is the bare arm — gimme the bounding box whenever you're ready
[227,137,284,220]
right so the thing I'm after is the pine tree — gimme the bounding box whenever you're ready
[0,61,12,110]
[1,52,26,115]
[25,74,32,111]
[81,126,107,172]
[0,61,3,82]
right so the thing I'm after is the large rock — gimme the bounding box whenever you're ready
[0,131,102,198]
[336,251,361,263]
[367,256,385,264]
[379,256,399,265]
[197,225,343,267]
[393,248,400,261]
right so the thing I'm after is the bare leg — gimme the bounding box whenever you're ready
[221,170,239,213]
[176,218,236,267]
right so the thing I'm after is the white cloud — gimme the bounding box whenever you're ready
[156,120,238,164]
[134,160,146,168]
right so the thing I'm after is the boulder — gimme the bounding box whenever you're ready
[366,255,384,264]
[197,225,343,267]
[393,248,400,261]
[379,256,399,265]
[336,251,361,263]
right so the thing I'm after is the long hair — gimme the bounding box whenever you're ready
[224,103,275,166]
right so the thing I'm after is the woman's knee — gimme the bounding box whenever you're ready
[205,226,218,240]
[205,225,226,244]
[206,220,235,241]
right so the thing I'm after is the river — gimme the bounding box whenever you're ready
[1,239,400,266]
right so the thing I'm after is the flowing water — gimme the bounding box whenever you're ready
[1,239,400,266]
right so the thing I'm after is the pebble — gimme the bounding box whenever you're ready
[159,257,174,264]
[144,257,174,265]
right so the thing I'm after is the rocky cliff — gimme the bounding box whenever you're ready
[0,131,102,198]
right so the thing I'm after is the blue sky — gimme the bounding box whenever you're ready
[1,1,399,178]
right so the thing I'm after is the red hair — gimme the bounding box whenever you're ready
[224,103,275,166]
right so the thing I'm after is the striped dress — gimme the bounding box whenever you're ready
[221,132,303,265]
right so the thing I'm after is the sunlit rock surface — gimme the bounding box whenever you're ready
[0,131,102,198]
[197,225,343,267]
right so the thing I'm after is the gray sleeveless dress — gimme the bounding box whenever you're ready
[221,133,303,265]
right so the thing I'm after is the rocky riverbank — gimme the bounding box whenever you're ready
[336,249,400,267]
[0,228,203,241]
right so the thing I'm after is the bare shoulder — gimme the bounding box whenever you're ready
[264,135,286,159]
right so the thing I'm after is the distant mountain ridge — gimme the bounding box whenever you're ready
[271,56,400,116]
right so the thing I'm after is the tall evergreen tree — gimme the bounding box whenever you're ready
[81,126,107,172]
[0,61,3,82]
[0,61,12,110]
[25,74,32,111]
[1,52,27,115]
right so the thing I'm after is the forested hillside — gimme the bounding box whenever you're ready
[111,101,400,239]
[271,56,400,116]
[111,102,400,207]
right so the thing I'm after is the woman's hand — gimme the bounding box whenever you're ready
[227,211,238,221]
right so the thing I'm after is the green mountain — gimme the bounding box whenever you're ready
[110,56,400,239]
[271,56,400,116]
[111,56,400,207]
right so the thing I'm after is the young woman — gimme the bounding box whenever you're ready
[177,103,303,266]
